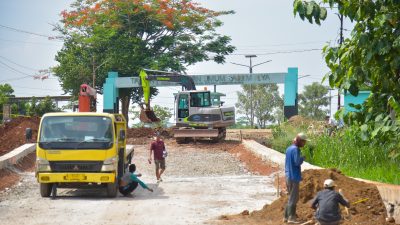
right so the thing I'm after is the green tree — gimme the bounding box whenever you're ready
[25,97,60,116]
[292,1,400,157]
[299,82,329,120]
[293,1,400,118]
[54,0,235,123]
[233,116,251,129]
[236,84,282,128]
[0,84,15,120]
[0,83,14,105]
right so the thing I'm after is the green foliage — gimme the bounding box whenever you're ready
[293,0,327,25]
[302,129,400,184]
[268,121,308,152]
[299,82,329,120]
[229,116,251,129]
[0,83,14,105]
[25,97,61,116]
[0,84,15,120]
[269,120,400,184]
[293,1,400,157]
[54,0,235,122]
[236,84,283,128]
[130,104,172,127]
[152,105,173,125]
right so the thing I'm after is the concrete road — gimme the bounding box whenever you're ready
[0,143,277,225]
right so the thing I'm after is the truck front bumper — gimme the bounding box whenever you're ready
[37,172,116,183]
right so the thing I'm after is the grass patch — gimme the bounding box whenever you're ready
[269,124,400,185]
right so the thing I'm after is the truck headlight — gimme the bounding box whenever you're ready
[36,157,51,172]
[101,156,118,171]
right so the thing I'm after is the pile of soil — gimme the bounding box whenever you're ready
[0,117,40,156]
[223,142,279,176]
[0,152,36,191]
[127,127,174,145]
[219,169,390,225]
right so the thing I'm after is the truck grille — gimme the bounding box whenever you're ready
[49,161,103,172]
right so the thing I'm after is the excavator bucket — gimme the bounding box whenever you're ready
[139,109,161,123]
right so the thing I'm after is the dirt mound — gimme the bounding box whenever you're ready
[287,115,314,127]
[220,169,390,225]
[127,127,174,145]
[0,117,40,156]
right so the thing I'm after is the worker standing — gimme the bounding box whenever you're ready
[148,132,167,183]
[311,179,350,225]
[284,133,308,224]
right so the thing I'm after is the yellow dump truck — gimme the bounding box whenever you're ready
[35,112,133,198]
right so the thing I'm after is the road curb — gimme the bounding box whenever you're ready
[242,139,321,170]
[242,139,399,223]
[0,143,36,170]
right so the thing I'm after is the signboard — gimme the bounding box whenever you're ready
[115,73,286,88]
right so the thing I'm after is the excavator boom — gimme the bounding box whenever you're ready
[139,69,195,123]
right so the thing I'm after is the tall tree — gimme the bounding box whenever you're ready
[292,1,400,120]
[54,0,235,122]
[236,84,282,128]
[299,82,329,120]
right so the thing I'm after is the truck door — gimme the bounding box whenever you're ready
[177,93,189,122]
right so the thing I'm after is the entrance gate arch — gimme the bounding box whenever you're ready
[103,67,298,119]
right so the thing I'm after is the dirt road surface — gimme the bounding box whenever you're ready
[0,140,277,225]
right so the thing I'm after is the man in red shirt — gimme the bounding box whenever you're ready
[148,132,167,182]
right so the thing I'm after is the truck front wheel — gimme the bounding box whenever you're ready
[106,181,118,198]
[40,183,52,197]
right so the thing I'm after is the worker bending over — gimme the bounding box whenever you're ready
[311,179,350,225]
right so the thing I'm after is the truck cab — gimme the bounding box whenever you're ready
[35,112,132,198]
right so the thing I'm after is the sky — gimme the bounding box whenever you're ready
[0,0,353,120]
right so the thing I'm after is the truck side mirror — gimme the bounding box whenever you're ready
[119,129,126,141]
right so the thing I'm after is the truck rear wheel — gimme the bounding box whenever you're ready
[40,183,52,197]
[107,181,118,198]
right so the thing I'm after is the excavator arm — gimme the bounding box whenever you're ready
[139,69,196,123]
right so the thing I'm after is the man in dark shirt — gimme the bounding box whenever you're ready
[148,132,167,183]
[284,133,307,224]
[311,179,350,225]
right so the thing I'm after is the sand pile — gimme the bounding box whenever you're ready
[220,169,390,225]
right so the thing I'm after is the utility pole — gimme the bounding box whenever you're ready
[247,55,256,128]
[230,56,272,128]
[337,12,344,110]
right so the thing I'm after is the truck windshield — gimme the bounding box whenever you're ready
[190,92,211,107]
[39,116,113,150]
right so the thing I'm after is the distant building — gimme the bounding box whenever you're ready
[344,91,370,112]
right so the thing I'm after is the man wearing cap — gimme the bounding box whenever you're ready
[311,179,350,225]
[148,132,167,183]
[284,133,308,224]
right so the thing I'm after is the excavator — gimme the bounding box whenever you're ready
[139,69,235,143]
